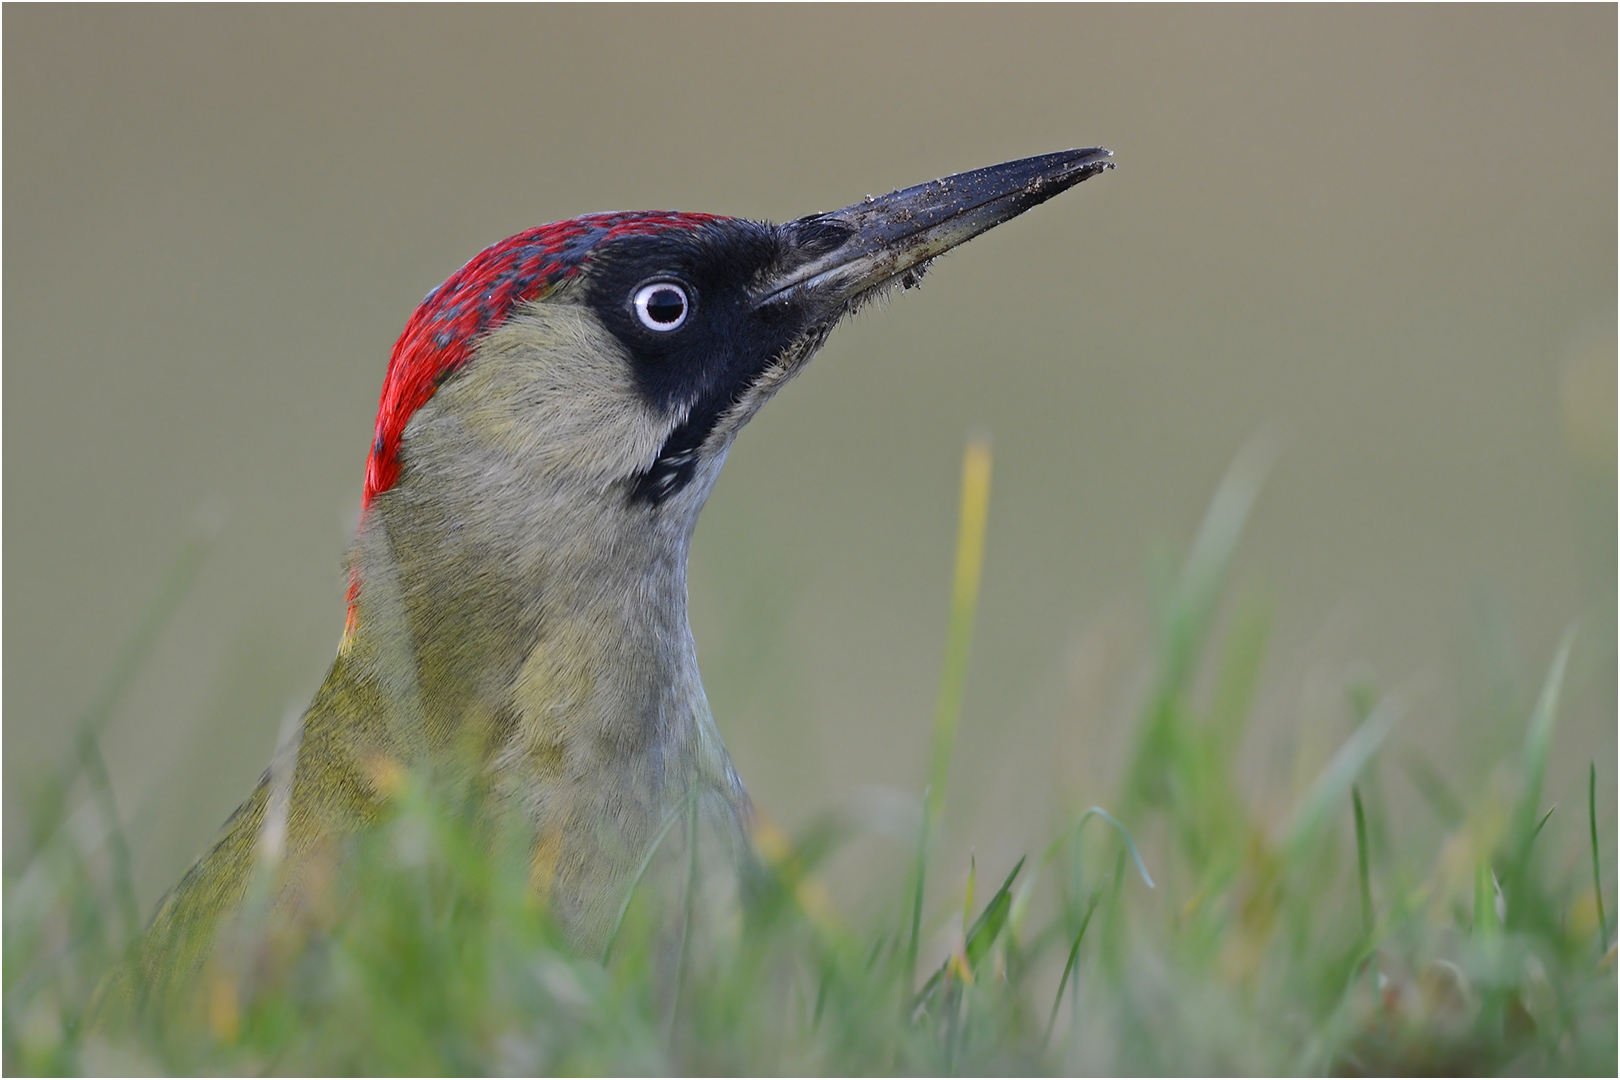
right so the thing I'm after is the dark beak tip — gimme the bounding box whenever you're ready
[1047,146,1117,184]
[761,147,1115,308]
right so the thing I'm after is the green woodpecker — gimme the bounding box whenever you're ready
[129,148,1114,1002]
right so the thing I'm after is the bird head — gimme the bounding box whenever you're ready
[360,148,1112,528]
[343,149,1113,705]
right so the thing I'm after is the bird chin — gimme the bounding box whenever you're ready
[838,257,935,321]
[690,320,839,463]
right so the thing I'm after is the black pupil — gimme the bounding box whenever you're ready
[646,288,684,324]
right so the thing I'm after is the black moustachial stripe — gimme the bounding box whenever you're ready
[627,318,831,506]
[628,400,726,505]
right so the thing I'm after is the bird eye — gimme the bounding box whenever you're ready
[632,282,689,331]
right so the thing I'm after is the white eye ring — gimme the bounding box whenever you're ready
[632,281,690,332]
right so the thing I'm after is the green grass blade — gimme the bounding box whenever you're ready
[1043,892,1099,1047]
[904,797,930,1003]
[962,854,977,940]
[1352,784,1373,937]
[17,512,222,951]
[601,798,687,963]
[1530,805,1556,846]
[1204,589,1272,762]
[1474,860,1502,939]
[81,741,140,942]
[23,514,220,869]
[963,856,1024,972]
[1591,760,1609,951]
[927,436,993,821]
[1285,695,1400,856]
[1074,807,1155,890]
[907,437,993,1004]
[1162,435,1276,689]
[1125,436,1275,812]
[912,856,1025,1010]
[667,787,700,1034]
[1511,628,1575,864]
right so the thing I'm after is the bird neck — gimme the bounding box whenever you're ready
[341,451,740,813]
[336,458,748,941]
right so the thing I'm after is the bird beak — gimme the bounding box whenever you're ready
[758,147,1114,311]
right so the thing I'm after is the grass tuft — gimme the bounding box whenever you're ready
[4,447,1613,1075]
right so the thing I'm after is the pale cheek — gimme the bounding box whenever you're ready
[448,314,671,487]
[526,381,669,483]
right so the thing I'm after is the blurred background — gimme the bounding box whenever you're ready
[6,6,1614,911]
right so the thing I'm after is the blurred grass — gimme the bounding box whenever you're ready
[4,444,1615,1075]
